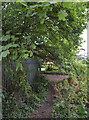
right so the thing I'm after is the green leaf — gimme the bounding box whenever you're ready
[63,2,72,8]
[2,44,12,50]
[16,9,21,12]
[23,54,29,59]
[1,50,10,57]
[21,50,27,53]
[20,64,23,71]
[40,19,44,24]
[58,10,68,21]
[0,35,10,42]
[6,43,12,48]
[31,43,36,49]
[26,13,29,17]
[16,33,21,35]
[0,45,2,52]
[11,36,15,39]
[12,44,19,47]
[11,37,19,41]
[12,56,17,60]
[30,12,37,17]
[49,7,52,11]
[16,65,19,71]
[26,36,31,40]
[2,44,19,50]
[29,51,33,57]
[0,55,2,61]
[16,62,23,71]
[6,30,12,34]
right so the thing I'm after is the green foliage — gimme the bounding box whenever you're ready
[1,2,89,119]
[0,50,10,58]
[1,2,88,62]
[0,33,19,61]
[51,61,88,118]
[1,35,10,41]
[2,73,49,118]
[32,74,49,94]
[58,10,67,21]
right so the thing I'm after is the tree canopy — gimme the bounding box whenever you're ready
[1,2,88,63]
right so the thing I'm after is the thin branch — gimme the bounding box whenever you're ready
[2,2,10,11]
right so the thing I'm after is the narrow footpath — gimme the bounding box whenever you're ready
[31,74,69,119]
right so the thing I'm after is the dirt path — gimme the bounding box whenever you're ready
[32,81,55,118]
[42,74,69,82]
[31,74,69,119]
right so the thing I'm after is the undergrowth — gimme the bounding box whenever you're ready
[51,60,88,119]
[2,72,49,118]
